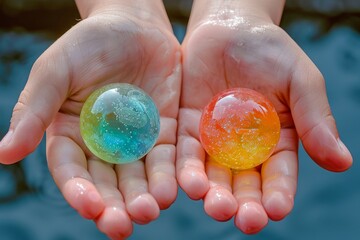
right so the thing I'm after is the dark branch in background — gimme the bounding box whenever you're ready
[0,2,79,38]
[281,9,360,36]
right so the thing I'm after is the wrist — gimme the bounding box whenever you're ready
[189,0,285,29]
[75,0,171,28]
[245,0,286,25]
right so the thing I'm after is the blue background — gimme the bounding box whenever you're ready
[1,1,359,239]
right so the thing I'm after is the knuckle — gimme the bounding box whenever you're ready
[10,88,31,125]
[31,55,48,76]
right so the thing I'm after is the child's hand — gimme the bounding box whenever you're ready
[0,1,181,238]
[177,0,352,234]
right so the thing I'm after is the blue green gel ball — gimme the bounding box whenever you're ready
[80,83,160,164]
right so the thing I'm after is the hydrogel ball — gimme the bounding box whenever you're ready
[199,88,280,170]
[80,83,160,164]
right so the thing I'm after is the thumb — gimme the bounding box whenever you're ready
[0,49,69,164]
[290,56,352,172]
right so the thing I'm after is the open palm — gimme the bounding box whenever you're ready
[0,12,181,239]
[178,15,352,233]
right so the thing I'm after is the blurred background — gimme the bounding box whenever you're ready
[0,0,359,239]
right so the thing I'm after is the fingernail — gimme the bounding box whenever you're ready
[0,130,14,148]
[337,138,351,156]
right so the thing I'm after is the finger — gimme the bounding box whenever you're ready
[47,135,104,220]
[176,108,209,200]
[88,159,133,239]
[145,144,177,210]
[0,49,69,164]
[261,129,298,221]
[233,170,268,234]
[203,160,237,221]
[116,161,160,224]
[290,57,352,171]
[261,152,298,221]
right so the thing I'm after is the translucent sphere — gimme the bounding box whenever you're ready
[80,83,160,164]
[199,88,280,170]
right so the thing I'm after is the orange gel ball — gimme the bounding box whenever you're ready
[199,88,280,170]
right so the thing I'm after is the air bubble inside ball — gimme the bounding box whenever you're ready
[199,88,280,170]
[80,83,160,164]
